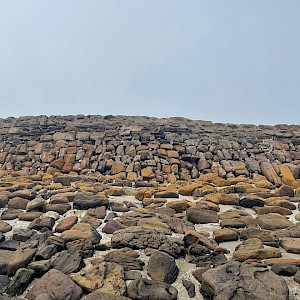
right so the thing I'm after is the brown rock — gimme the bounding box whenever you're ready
[256,213,293,230]
[55,216,78,233]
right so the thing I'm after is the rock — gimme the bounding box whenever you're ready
[184,230,217,251]
[73,193,108,210]
[28,260,52,276]
[26,269,83,300]
[1,209,22,220]
[274,185,294,197]
[34,294,53,300]
[239,195,265,208]
[35,245,58,261]
[0,275,10,293]
[253,206,292,216]
[84,291,131,300]
[26,198,46,212]
[186,204,219,224]
[102,220,126,234]
[9,189,36,200]
[8,197,29,210]
[18,212,43,221]
[166,200,190,213]
[0,240,20,251]
[159,215,194,234]
[239,228,278,246]
[61,222,101,244]
[213,228,238,243]
[81,214,102,228]
[6,268,35,296]
[256,213,293,230]
[182,279,196,298]
[137,217,171,234]
[201,261,288,300]
[0,221,12,233]
[271,264,298,276]
[0,249,13,275]
[28,217,55,231]
[103,248,144,271]
[280,237,300,254]
[233,238,281,262]
[71,262,126,295]
[260,162,282,186]
[154,191,179,198]
[55,216,78,233]
[12,229,34,242]
[127,278,178,300]
[178,182,203,196]
[147,251,179,284]
[51,250,84,274]
[45,204,71,215]
[7,248,37,276]
[111,226,184,258]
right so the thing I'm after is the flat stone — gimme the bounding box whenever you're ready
[256,213,293,230]
[18,212,43,221]
[271,264,298,276]
[84,291,131,300]
[0,249,13,275]
[186,204,219,224]
[1,209,22,220]
[73,193,108,210]
[213,228,238,243]
[55,216,78,233]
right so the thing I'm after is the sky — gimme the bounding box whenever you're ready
[0,1,299,125]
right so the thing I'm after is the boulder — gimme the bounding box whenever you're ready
[256,214,293,230]
[201,261,288,300]
[186,204,219,224]
[26,269,82,300]
[147,251,179,284]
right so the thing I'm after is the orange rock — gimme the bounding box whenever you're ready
[178,181,203,196]
[278,164,296,186]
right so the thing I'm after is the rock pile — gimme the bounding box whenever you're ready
[0,115,300,300]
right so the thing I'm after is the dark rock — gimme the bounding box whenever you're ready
[0,275,10,293]
[147,251,179,284]
[6,268,35,296]
[51,250,84,274]
[200,261,288,300]
[182,279,195,298]
[28,260,52,277]
[271,264,298,276]
[73,193,108,210]
[127,278,178,300]
[28,217,55,231]
[26,269,83,300]
[0,240,20,251]
[239,195,265,208]
[35,245,58,260]
[12,229,34,242]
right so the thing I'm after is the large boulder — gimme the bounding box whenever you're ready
[26,269,82,300]
[201,261,288,300]
[147,251,179,284]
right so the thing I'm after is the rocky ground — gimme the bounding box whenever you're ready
[0,115,300,300]
[1,173,300,300]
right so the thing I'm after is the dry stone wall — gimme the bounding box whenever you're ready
[0,115,299,186]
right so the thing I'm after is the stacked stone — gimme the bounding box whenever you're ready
[0,115,299,188]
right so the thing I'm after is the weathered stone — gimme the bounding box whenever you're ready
[239,195,265,208]
[127,278,178,300]
[26,269,82,300]
[0,250,13,275]
[71,262,126,295]
[271,264,298,276]
[84,291,131,300]
[51,250,84,274]
[280,237,300,254]
[6,268,35,296]
[7,248,36,276]
[61,222,101,244]
[201,261,288,300]
[0,221,12,233]
[256,213,293,230]
[55,216,78,233]
[186,204,219,224]
[147,251,178,284]
[213,228,238,243]
[73,193,108,210]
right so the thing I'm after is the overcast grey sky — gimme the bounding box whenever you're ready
[0,1,299,124]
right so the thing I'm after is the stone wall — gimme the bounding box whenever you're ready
[0,115,299,186]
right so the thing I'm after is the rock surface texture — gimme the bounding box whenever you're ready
[0,115,300,299]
